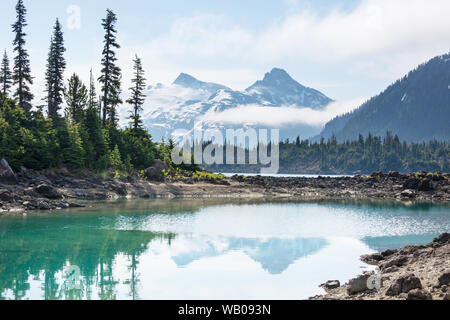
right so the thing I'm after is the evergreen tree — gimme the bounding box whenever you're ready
[83,105,109,170]
[98,9,122,127]
[88,69,98,112]
[64,73,88,124]
[83,71,109,170]
[126,55,146,132]
[45,19,66,121]
[1,50,12,97]
[57,121,85,169]
[109,144,123,170]
[11,0,34,113]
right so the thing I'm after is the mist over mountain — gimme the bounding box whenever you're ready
[318,53,450,143]
[125,68,334,141]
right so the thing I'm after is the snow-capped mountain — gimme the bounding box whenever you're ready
[246,68,333,109]
[173,73,230,93]
[119,68,333,141]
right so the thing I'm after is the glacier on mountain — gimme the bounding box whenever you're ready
[118,68,334,142]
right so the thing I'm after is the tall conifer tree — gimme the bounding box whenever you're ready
[126,55,146,132]
[1,50,12,97]
[98,9,122,127]
[64,73,88,124]
[88,69,98,112]
[11,0,33,113]
[45,19,66,120]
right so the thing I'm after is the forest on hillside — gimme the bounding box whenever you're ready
[206,133,449,174]
[319,53,450,143]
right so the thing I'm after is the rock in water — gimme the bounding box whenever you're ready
[0,159,17,184]
[434,233,450,244]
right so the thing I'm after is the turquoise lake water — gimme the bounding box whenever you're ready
[0,199,449,300]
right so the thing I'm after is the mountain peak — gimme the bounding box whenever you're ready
[173,73,230,92]
[173,73,199,86]
[263,68,295,83]
[245,68,333,109]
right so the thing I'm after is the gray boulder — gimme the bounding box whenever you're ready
[145,159,169,181]
[0,159,17,184]
[403,178,420,190]
[347,274,372,295]
[438,271,450,287]
[388,171,401,178]
[34,184,63,199]
[433,233,450,244]
[407,289,432,300]
[386,274,422,296]
[110,182,127,196]
[400,189,416,199]
[418,178,434,191]
[0,189,13,202]
[321,280,340,290]
[380,256,408,270]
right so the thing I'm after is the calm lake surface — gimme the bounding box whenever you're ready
[1,199,449,300]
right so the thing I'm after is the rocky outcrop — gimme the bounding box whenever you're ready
[311,233,450,300]
[386,274,422,296]
[34,184,63,199]
[0,159,17,184]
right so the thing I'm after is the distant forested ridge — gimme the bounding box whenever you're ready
[318,53,450,143]
[206,132,449,174]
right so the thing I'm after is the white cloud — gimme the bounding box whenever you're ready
[28,0,450,117]
[200,98,366,127]
[124,0,450,90]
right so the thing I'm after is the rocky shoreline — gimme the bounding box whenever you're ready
[0,166,449,213]
[311,233,450,300]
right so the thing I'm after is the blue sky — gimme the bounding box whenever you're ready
[0,0,449,108]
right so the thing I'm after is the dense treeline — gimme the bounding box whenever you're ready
[281,133,449,173]
[206,132,449,174]
[0,1,175,174]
